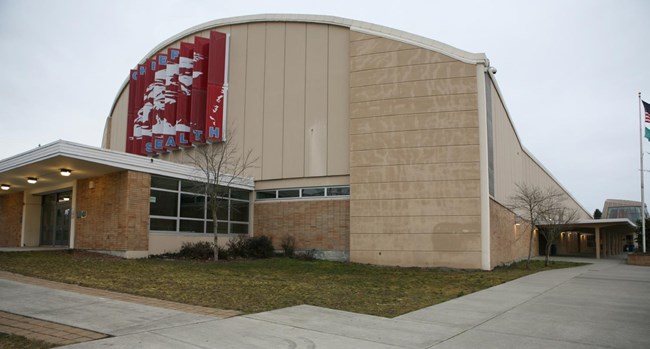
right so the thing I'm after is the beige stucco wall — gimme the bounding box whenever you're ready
[107,22,350,182]
[348,31,482,268]
[488,78,589,218]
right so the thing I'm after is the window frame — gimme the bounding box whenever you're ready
[149,175,250,235]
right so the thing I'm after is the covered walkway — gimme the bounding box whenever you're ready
[538,218,636,259]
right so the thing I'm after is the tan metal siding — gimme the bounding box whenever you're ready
[327,26,350,176]
[107,22,350,182]
[262,23,285,180]
[243,23,266,180]
[282,23,307,178]
[304,24,329,177]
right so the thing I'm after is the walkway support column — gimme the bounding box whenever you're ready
[595,227,601,259]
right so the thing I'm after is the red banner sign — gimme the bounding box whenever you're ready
[175,42,194,148]
[163,48,180,150]
[205,31,228,142]
[126,69,137,154]
[126,31,228,155]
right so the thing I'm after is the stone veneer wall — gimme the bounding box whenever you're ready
[0,192,23,247]
[489,199,538,268]
[348,31,482,268]
[75,171,150,253]
[253,199,349,260]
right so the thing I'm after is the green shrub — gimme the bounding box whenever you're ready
[280,235,296,257]
[178,241,214,260]
[226,235,250,258]
[247,236,275,258]
[155,236,274,261]
[295,249,317,261]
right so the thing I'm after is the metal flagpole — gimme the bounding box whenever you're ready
[640,92,647,253]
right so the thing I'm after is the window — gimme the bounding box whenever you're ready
[150,190,178,217]
[149,175,250,235]
[278,189,300,198]
[302,188,325,197]
[327,187,350,196]
[150,218,176,232]
[255,186,350,201]
[256,190,276,200]
[607,206,643,222]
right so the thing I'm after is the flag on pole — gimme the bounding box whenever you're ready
[644,100,650,141]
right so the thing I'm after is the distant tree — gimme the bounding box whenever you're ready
[186,131,257,261]
[538,206,579,266]
[508,183,565,269]
[593,209,602,219]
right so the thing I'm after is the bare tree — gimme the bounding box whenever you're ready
[186,132,257,261]
[537,206,579,266]
[508,183,564,268]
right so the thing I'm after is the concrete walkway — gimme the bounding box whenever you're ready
[0,257,648,348]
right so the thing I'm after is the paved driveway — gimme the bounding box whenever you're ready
[1,257,648,348]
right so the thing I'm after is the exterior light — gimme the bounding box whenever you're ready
[0,184,9,190]
[60,168,72,176]
[27,177,38,184]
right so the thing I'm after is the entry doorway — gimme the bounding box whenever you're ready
[40,190,72,246]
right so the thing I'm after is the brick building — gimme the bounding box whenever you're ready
[0,14,612,269]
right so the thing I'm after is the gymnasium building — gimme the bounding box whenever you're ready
[0,14,634,270]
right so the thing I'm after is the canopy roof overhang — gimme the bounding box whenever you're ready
[0,140,254,195]
[537,218,637,234]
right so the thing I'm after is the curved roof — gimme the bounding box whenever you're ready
[109,13,488,116]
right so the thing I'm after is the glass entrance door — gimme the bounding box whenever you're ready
[40,191,72,246]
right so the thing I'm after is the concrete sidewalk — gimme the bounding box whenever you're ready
[0,257,648,348]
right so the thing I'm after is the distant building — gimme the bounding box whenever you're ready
[602,199,647,223]
[602,199,645,250]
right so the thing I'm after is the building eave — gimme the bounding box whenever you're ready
[0,140,254,194]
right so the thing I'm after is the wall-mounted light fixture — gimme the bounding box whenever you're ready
[27,177,38,184]
[0,184,10,190]
[60,168,72,176]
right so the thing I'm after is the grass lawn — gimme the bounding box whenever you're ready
[0,251,586,318]
[0,333,54,349]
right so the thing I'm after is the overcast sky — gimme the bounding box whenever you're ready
[1,0,648,213]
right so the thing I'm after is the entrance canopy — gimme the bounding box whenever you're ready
[538,218,636,259]
[0,140,254,195]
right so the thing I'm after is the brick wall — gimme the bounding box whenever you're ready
[254,199,350,255]
[75,171,150,252]
[490,199,538,268]
[0,192,23,247]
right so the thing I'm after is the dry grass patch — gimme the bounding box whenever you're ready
[0,251,586,318]
[0,333,54,349]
